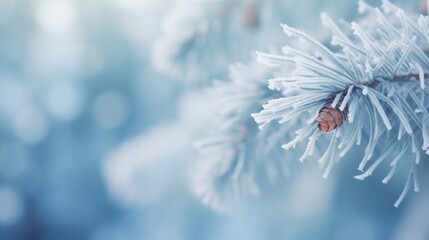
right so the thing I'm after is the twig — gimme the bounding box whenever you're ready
[391,73,429,83]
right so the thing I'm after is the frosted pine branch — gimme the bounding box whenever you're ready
[151,0,250,83]
[253,0,429,206]
[193,61,293,213]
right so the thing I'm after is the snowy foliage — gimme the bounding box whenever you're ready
[253,0,429,206]
[151,0,258,83]
[193,61,293,212]
[151,0,349,84]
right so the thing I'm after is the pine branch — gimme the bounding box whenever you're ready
[319,73,429,131]
[254,0,429,206]
[390,73,429,83]
[194,61,290,213]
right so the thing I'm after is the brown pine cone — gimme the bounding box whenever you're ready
[317,94,349,132]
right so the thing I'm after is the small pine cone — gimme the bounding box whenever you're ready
[317,94,349,132]
[241,0,260,29]
[421,0,427,14]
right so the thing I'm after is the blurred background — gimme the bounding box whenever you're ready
[0,0,428,239]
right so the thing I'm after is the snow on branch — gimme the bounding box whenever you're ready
[253,0,429,206]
